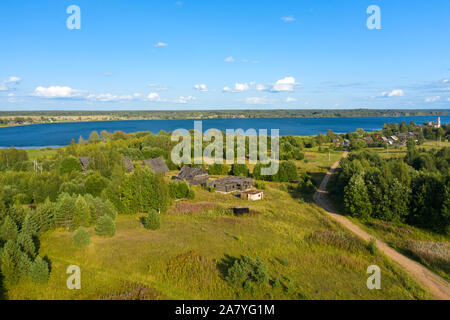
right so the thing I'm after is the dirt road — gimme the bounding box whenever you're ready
[313,151,450,300]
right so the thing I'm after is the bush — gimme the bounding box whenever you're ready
[73,227,91,248]
[59,156,82,175]
[0,215,19,242]
[30,256,50,284]
[230,164,249,177]
[367,238,378,255]
[208,163,229,175]
[95,215,116,237]
[85,172,108,197]
[141,210,161,230]
[226,256,269,288]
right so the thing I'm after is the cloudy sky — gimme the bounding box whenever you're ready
[0,0,449,110]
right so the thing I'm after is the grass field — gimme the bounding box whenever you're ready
[5,142,445,300]
[25,148,58,160]
[6,180,431,300]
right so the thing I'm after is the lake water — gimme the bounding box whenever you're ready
[0,116,447,148]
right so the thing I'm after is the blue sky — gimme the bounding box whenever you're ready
[0,0,449,110]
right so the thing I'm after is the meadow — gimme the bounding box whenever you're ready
[6,171,431,300]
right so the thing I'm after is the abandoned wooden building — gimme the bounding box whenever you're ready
[79,156,90,172]
[176,166,209,185]
[142,157,169,175]
[241,190,264,201]
[123,156,134,173]
[209,176,253,193]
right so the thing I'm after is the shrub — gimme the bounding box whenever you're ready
[367,238,378,255]
[230,164,249,177]
[73,227,91,248]
[59,156,82,175]
[85,172,108,197]
[141,210,161,230]
[17,232,36,258]
[208,163,229,175]
[0,240,21,286]
[254,182,266,190]
[226,256,269,288]
[73,195,91,228]
[30,256,50,284]
[0,215,19,242]
[95,215,116,237]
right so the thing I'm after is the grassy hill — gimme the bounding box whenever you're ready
[7,179,431,300]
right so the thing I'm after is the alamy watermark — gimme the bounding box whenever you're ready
[66,265,81,290]
[171,121,280,176]
[366,265,381,290]
[367,5,381,30]
[66,5,81,30]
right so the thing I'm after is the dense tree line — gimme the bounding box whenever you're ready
[331,144,450,234]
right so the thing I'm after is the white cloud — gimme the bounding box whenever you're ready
[87,93,136,102]
[271,77,298,92]
[0,76,21,91]
[6,76,21,83]
[223,82,250,93]
[193,84,209,92]
[281,16,296,22]
[175,96,196,104]
[154,42,168,47]
[381,89,404,97]
[245,97,268,105]
[443,79,449,84]
[286,97,297,103]
[147,92,163,102]
[224,56,235,63]
[33,86,82,98]
[425,96,441,103]
[256,84,267,91]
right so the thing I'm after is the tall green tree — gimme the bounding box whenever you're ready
[344,173,372,219]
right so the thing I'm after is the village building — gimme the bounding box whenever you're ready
[123,156,134,173]
[79,156,90,172]
[363,137,374,144]
[241,190,264,201]
[209,176,254,193]
[176,166,209,185]
[142,157,169,175]
[397,133,409,140]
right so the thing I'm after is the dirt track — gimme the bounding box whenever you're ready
[313,151,450,300]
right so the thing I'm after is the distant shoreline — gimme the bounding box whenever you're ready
[0,109,448,128]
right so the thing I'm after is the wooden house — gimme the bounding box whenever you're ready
[79,156,90,172]
[142,157,169,175]
[123,156,134,173]
[209,176,253,193]
[176,166,209,185]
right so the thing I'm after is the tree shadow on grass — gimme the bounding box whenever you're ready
[216,254,238,280]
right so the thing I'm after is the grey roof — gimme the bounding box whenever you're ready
[210,176,253,186]
[142,157,169,174]
[177,166,209,184]
[79,157,90,171]
[123,156,134,172]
